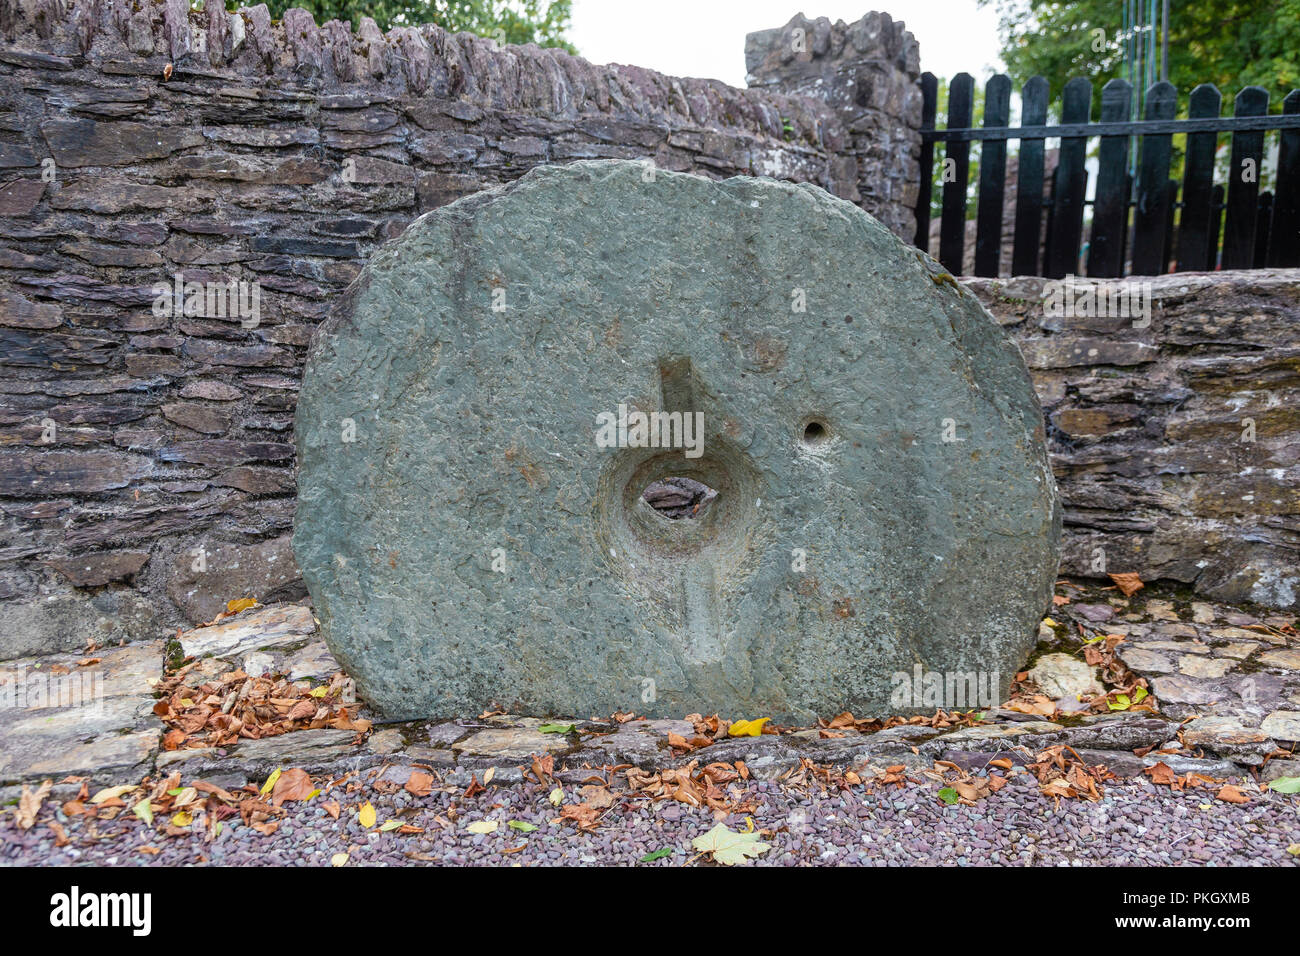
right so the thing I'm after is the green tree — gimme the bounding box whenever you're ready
[256,0,576,52]
[979,0,1300,109]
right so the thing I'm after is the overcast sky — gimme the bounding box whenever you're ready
[568,0,1005,87]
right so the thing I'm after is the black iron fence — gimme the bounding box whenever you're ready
[915,72,1300,278]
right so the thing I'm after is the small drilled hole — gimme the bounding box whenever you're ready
[641,476,718,520]
[802,420,830,446]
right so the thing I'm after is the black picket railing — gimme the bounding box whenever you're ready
[915,72,1300,278]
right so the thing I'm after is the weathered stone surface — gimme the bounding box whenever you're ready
[0,589,163,660]
[156,728,374,780]
[1260,710,1300,742]
[453,723,575,760]
[0,450,153,496]
[1181,715,1275,764]
[1117,646,1175,673]
[295,161,1061,721]
[1260,649,1300,670]
[964,270,1300,611]
[1179,655,1235,679]
[1027,652,1102,702]
[0,642,163,784]
[178,602,316,660]
[165,535,304,623]
[45,549,150,587]
[1151,674,1229,707]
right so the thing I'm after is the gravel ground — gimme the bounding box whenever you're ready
[4,772,1298,867]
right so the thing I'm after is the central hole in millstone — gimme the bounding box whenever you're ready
[641,476,719,520]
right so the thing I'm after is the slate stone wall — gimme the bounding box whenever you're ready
[968,272,1300,612]
[0,0,926,656]
[0,0,1296,662]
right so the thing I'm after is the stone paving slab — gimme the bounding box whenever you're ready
[0,641,163,787]
[2,589,1297,798]
[179,603,320,663]
[1054,585,1300,744]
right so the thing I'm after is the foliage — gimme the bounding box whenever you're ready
[245,0,576,52]
[979,0,1300,108]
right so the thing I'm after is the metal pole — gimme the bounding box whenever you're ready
[1160,0,1170,82]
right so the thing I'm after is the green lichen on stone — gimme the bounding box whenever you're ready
[294,160,1061,722]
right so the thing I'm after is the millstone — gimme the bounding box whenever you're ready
[294,160,1061,722]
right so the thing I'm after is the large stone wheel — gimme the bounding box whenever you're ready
[294,160,1060,722]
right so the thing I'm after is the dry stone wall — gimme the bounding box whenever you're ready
[0,0,924,657]
[968,271,1300,611]
[0,0,1296,663]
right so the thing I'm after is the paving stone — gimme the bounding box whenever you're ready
[1026,653,1102,709]
[1180,716,1274,764]
[1074,749,1243,780]
[1261,758,1300,783]
[452,726,575,760]
[1209,626,1267,641]
[1132,639,1210,654]
[403,747,457,769]
[1154,623,1201,639]
[1224,612,1260,626]
[0,642,163,785]
[1072,604,1114,623]
[1151,675,1229,706]
[919,720,1063,752]
[1117,646,1175,673]
[1213,642,1259,660]
[156,728,372,781]
[405,721,471,749]
[1260,710,1300,742]
[1190,603,1216,624]
[1178,655,1235,679]
[367,728,405,754]
[179,603,316,660]
[295,160,1061,723]
[1,728,158,785]
[1142,600,1179,621]
[922,714,1171,756]
[1260,649,1300,670]
[282,642,340,683]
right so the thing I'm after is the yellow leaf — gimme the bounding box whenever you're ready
[171,810,192,827]
[226,597,258,614]
[691,823,770,865]
[90,785,137,804]
[260,768,281,798]
[1042,617,1058,628]
[548,788,563,806]
[728,717,770,738]
[466,819,498,834]
[306,789,321,800]
[483,767,496,785]
[131,799,153,825]
[358,801,376,829]
[331,852,349,867]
